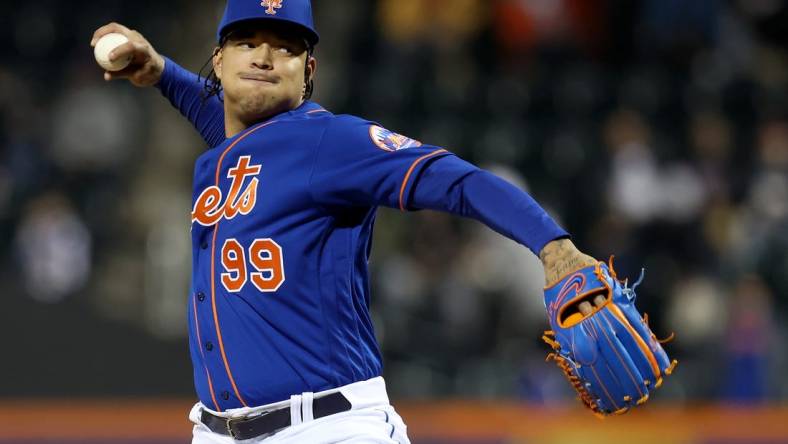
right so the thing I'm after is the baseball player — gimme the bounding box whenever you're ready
[91,1,628,442]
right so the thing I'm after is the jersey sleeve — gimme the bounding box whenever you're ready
[309,116,453,210]
[155,56,226,148]
[408,155,569,255]
[309,116,568,255]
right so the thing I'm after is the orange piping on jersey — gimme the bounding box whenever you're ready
[208,120,281,408]
[192,294,220,411]
[398,149,448,211]
[209,226,248,407]
[214,121,279,184]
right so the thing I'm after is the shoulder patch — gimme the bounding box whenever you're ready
[368,125,422,152]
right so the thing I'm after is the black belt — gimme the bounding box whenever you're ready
[201,392,352,440]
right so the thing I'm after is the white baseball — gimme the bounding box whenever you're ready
[94,33,132,71]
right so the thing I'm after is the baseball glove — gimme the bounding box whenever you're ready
[542,259,677,416]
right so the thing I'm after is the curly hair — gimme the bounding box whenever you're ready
[199,36,315,103]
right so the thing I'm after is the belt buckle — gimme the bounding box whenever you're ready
[226,412,276,440]
[226,418,238,439]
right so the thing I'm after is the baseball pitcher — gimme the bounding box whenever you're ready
[91,0,676,442]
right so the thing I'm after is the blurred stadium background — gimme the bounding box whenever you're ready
[1,0,787,442]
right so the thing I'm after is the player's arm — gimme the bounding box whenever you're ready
[155,57,226,147]
[309,118,593,283]
[405,157,595,284]
[310,121,673,414]
[91,23,225,148]
[404,141,677,415]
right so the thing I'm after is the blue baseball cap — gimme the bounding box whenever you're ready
[217,0,319,46]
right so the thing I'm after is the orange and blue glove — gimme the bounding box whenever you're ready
[542,260,677,416]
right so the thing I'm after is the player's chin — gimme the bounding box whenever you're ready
[239,95,289,121]
[243,82,293,102]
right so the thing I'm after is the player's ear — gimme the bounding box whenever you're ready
[306,55,316,83]
[212,47,224,80]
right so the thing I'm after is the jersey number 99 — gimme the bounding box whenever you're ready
[220,238,286,293]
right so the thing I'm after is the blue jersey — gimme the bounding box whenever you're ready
[159,59,568,412]
[188,102,455,410]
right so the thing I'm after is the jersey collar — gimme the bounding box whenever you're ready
[286,100,326,116]
[220,101,328,145]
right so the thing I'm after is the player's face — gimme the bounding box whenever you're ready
[214,25,315,129]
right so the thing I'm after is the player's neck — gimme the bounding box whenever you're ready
[224,98,306,138]
[225,116,249,139]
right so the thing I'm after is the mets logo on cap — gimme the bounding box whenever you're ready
[218,0,319,45]
[261,0,283,15]
[369,125,423,152]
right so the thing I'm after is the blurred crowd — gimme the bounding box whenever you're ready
[0,0,786,403]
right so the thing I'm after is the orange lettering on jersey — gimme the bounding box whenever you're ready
[192,187,223,226]
[192,156,262,226]
[249,239,285,292]
[221,239,247,292]
[224,156,261,219]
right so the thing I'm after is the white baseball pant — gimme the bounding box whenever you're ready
[189,377,411,443]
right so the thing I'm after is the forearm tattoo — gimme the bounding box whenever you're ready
[540,239,596,285]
